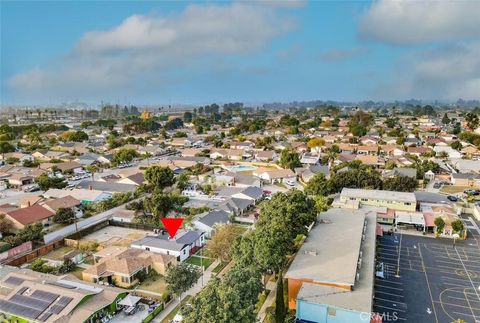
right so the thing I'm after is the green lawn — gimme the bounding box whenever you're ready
[161,295,192,323]
[185,256,213,269]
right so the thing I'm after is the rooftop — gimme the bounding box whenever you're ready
[341,188,416,204]
[285,208,369,287]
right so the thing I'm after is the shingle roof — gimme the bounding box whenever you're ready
[197,210,230,228]
[7,205,55,225]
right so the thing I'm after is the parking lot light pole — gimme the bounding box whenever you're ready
[395,232,402,278]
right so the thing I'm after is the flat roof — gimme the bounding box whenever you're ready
[341,188,416,203]
[285,208,367,287]
[296,210,376,313]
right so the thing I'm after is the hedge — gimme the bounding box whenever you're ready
[142,303,164,323]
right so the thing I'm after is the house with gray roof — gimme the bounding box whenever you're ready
[131,230,205,262]
[193,210,230,237]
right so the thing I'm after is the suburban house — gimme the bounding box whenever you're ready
[337,188,417,212]
[286,208,376,323]
[382,167,417,179]
[450,173,480,186]
[131,230,205,262]
[193,210,231,237]
[82,247,176,288]
[210,149,245,161]
[254,150,277,162]
[7,173,34,188]
[216,186,264,204]
[2,204,55,231]
[252,168,297,184]
[43,188,112,205]
[295,165,330,183]
[41,195,83,218]
[300,153,320,165]
[54,161,83,174]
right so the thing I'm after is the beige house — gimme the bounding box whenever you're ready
[82,247,176,288]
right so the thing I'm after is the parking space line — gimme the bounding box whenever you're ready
[375,290,404,298]
[375,297,407,305]
[376,284,404,291]
[374,305,406,313]
[419,243,440,323]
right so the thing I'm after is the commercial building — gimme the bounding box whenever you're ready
[285,208,376,323]
[337,188,417,212]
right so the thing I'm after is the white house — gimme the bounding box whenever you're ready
[131,230,205,262]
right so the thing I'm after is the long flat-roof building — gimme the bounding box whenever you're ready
[285,208,377,323]
[337,188,417,211]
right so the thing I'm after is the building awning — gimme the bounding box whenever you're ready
[118,295,141,307]
[395,211,425,226]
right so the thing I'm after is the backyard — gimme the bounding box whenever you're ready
[161,295,192,323]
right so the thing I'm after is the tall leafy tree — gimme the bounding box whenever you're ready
[165,262,201,302]
[382,175,417,192]
[145,165,175,190]
[275,272,286,323]
[304,173,332,196]
[279,148,301,170]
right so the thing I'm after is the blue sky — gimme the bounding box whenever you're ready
[1,0,480,105]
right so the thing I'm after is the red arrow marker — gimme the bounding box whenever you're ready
[161,218,184,238]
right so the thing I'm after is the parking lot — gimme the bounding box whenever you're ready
[375,224,480,323]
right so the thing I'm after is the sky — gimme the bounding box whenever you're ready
[1,0,480,105]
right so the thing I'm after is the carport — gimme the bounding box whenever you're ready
[394,211,426,232]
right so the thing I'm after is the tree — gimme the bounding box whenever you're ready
[434,217,445,234]
[450,140,462,151]
[275,272,286,323]
[451,219,465,233]
[53,208,75,224]
[57,258,76,274]
[205,224,242,262]
[176,173,190,191]
[382,176,417,192]
[314,195,330,213]
[330,168,382,193]
[465,112,479,131]
[442,113,451,125]
[112,149,138,165]
[143,191,188,221]
[307,137,325,150]
[36,173,67,191]
[145,166,175,190]
[0,214,13,234]
[279,148,301,170]
[183,111,193,123]
[304,173,332,196]
[166,262,201,301]
[0,142,15,158]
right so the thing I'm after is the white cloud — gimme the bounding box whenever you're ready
[359,0,480,45]
[376,43,480,100]
[8,3,295,102]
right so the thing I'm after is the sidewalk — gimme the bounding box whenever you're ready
[257,281,276,323]
[153,259,220,322]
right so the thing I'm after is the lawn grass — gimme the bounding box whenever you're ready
[212,261,229,274]
[161,295,192,323]
[185,256,213,269]
[137,274,167,294]
[440,185,472,194]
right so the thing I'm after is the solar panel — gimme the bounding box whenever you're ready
[56,296,73,307]
[0,299,42,319]
[49,304,64,314]
[4,276,25,286]
[16,287,28,295]
[9,294,51,312]
[37,312,53,322]
[31,290,59,303]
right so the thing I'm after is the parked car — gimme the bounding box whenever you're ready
[23,184,40,192]
[464,189,479,196]
[375,262,385,279]
[433,182,442,189]
[447,195,458,202]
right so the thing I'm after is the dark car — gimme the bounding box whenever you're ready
[447,195,458,202]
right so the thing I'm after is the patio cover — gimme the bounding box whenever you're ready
[118,294,141,307]
[395,211,425,226]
